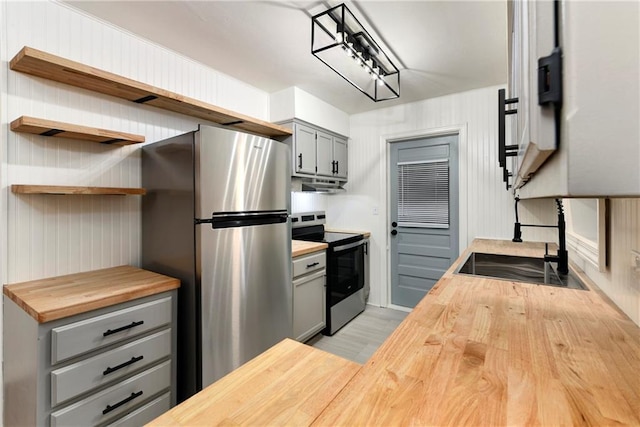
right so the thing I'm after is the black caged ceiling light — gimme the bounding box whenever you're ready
[311,3,400,102]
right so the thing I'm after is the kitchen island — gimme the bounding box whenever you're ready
[148,239,640,426]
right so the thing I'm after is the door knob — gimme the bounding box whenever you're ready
[391,222,397,228]
[391,230,398,236]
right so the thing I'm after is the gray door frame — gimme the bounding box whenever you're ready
[382,124,467,310]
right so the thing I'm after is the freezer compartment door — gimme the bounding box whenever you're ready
[197,221,292,387]
[195,125,291,217]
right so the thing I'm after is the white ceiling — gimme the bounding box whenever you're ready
[63,0,507,115]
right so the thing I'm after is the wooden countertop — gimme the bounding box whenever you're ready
[314,239,640,425]
[292,240,328,258]
[146,338,360,426]
[148,238,640,426]
[3,265,180,323]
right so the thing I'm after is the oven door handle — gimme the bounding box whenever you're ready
[333,240,365,252]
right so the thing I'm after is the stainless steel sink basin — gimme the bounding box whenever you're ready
[455,252,587,290]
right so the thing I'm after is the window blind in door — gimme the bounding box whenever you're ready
[397,159,449,228]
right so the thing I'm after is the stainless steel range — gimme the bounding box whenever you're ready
[291,211,366,335]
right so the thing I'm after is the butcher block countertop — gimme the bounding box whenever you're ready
[292,240,328,257]
[148,238,640,426]
[146,338,360,426]
[315,239,640,426]
[3,265,180,323]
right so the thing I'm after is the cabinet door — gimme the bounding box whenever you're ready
[333,137,348,179]
[294,124,317,175]
[316,131,334,177]
[293,270,326,342]
[512,0,556,188]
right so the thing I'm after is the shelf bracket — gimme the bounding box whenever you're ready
[133,95,158,104]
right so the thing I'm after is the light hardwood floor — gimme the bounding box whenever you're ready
[306,306,409,364]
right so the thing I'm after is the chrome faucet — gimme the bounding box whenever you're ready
[512,197,569,275]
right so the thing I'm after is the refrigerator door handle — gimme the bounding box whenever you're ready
[199,212,289,230]
[210,210,288,219]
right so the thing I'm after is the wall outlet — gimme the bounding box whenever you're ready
[372,206,379,216]
[632,250,640,272]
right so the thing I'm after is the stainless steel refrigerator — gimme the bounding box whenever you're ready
[141,125,292,402]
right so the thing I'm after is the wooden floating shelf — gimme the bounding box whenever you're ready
[10,116,145,146]
[11,185,146,196]
[10,46,292,138]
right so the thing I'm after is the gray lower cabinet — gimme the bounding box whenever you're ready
[292,251,326,342]
[4,291,177,426]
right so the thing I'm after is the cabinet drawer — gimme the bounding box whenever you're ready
[106,392,171,427]
[51,297,172,364]
[50,360,171,427]
[51,329,172,407]
[293,251,326,278]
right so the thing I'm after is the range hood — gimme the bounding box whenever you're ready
[292,177,345,193]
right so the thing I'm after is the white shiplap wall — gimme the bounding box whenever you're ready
[0,1,6,421]
[0,2,271,418]
[291,191,327,214]
[1,0,269,283]
[327,86,557,306]
[571,199,640,325]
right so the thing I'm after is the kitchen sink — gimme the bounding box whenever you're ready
[455,252,587,290]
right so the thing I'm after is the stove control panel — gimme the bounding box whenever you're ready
[291,211,326,228]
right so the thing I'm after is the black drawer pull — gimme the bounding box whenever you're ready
[103,320,144,337]
[102,391,143,415]
[306,262,320,268]
[103,355,144,376]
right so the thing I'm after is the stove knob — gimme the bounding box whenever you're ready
[391,230,398,236]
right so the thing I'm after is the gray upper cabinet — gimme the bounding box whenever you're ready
[508,0,640,198]
[295,123,317,175]
[316,131,334,177]
[333,137,348,180]
[281,120,349,182]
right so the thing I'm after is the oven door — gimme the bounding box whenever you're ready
[327,239,365,307]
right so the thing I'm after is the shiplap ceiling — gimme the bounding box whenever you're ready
[63,0,507,114]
